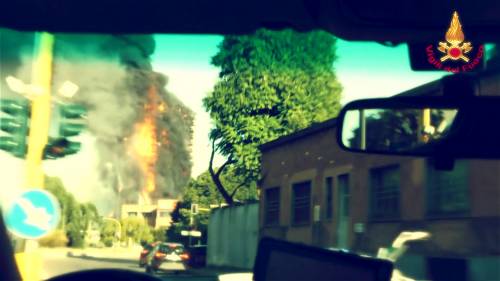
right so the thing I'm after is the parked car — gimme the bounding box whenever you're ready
[187,245,207,268]
[139,241,159,267]
[145,242,190,274]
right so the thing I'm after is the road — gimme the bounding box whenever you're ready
[41,251,218,281]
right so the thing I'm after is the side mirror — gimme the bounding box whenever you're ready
[337,96,500,159]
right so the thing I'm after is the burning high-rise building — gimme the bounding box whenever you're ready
[0,29,194,213]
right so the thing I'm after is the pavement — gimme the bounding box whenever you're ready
[39,247,247,281]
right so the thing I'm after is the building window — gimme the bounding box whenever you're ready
[337,174,350,216]
[265,187,280,225]
[159,211,170,218]
[292,181,311,224]
[370,165,400,219]
[427,160,469,216]
[325,177,333,219]
[128,212,137,217]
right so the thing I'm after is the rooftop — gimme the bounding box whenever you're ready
[259,118,337,153]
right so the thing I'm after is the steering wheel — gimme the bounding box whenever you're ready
[47,269,162,281]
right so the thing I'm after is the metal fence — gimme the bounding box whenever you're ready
[207,202,259,269]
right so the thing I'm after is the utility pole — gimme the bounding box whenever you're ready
[13,32,55,281]
[187,204,210,246]
[189,204,196,247]
[26,32,54,189]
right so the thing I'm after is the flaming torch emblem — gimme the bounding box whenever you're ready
[438,11,472,62]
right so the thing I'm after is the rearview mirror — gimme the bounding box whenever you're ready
[337,96,500,158]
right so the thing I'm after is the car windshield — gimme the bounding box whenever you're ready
[0,27,499,281]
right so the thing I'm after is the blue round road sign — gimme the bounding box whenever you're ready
[4,189,61,239]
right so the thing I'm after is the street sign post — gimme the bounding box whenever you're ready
[190,230,202,237]
[181,230,202,237]
[4,189,61,239]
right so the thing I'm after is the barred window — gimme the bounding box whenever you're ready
[370,165,400,219]
[292,181,311,224]
[427,160,469,216]
[325,177,333,219]
[265,187,280,225]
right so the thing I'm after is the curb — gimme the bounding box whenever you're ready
[66,250,137,260]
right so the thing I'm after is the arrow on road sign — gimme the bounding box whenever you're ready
[4,189,61,239]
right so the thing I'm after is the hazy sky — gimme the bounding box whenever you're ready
[0,34,443,212]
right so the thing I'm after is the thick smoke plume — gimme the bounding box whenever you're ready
[0,29,193,212]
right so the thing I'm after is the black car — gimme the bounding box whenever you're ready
[186,245,207,268]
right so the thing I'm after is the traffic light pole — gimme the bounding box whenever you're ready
[14,32,55,281]
[25,32,54,189]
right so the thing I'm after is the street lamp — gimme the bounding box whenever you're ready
[58,81,79,98]
[6,76,78,105]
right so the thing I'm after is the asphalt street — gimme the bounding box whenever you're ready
[41,252,218,281]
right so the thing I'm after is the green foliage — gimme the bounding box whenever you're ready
[102,237,114,247]
[212,29,337,76]
[39,229,69,247]
[185,169,258,205]
[100,220,119,247]
[45,175,100,248]
[204,29,342,193]
[166,201,190,244]
[120,217,154,244]
[153,226,168,242]
[168,169,257,244]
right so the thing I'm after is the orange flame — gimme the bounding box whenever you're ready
[445,11,465,44]
[130,85,160,196]
[160,129,170,146]
[158,102,166,112]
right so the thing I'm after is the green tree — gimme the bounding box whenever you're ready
[185,169,257,206]
[45,176,100,248]
[166,201,190,244]
[120,217,154,245]
[167,170,258,244]
[153,226,168,242]
[100,220,118,247]
[66,204,89,247]
[203,29,342,204]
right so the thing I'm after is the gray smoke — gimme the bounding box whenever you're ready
[0,29,193,211]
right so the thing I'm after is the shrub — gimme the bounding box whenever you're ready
[39,229,69,247]
[102,237,114,247]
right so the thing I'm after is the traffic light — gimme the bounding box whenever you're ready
[43,104,86,159]
[43,137,81,159]
[0,99,29,158]
[59,104,86,136]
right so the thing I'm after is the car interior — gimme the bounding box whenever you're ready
[1,0,500,281]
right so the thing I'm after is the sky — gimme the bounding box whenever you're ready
[0,34,444,212]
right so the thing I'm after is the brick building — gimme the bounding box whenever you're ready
[258,71,500,280]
